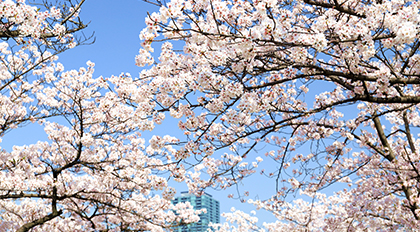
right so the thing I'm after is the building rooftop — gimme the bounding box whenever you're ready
[179,191,213,197]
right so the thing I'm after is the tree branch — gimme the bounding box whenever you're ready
[16,209,63,232]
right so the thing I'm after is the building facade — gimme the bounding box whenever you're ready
[172,191,220,232]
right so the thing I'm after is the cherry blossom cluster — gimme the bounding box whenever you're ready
[0,0,81,44]
[3,0,420,230]
[136,0,420,229]
[1,60,206,231]
[0,1,205,230]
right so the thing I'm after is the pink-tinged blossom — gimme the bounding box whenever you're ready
[0,49,199,231]
[134,0,420,230]
[5,0,420,230]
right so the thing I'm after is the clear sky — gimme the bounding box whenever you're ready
[1,0,278,226]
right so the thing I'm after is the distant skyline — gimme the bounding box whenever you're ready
[172,191,220,231]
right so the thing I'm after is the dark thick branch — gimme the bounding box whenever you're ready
[245,65,420,92]
[372,112,395,161]
[16,209,63,232]
[0,25,87,39]
[303,0,365,18]
[355,95,420,104]
[60,0,86,26]
[0,191,79,200]
[372,112,419,220]
[403,111,417,154]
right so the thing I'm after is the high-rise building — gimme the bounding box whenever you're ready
[172,191,220,232]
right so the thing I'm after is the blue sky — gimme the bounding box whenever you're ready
[58,0,147,76]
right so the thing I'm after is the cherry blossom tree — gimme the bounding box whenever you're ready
[136,0,420,230]
[0,1,204,231]
[4,0,420,230]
